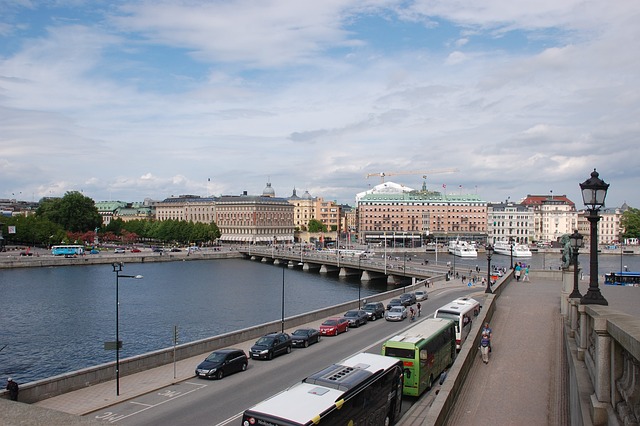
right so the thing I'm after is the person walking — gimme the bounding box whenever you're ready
[416,302,421,316]
[482,322,493,352]
[523,265,530,281]
[480,333,491,364]
[6,378,19,401]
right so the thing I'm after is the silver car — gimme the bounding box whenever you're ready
[385,306,407,321]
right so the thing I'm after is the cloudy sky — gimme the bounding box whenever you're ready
[1,0,638,208]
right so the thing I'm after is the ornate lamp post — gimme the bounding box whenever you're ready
[579,169,609,305]
[281,262,286,332]
[509,236,514,270]
[485,244,494,294]
[111,263,143,396]
[568,230,584,299]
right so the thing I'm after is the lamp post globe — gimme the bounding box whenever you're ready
[579,169,609,305]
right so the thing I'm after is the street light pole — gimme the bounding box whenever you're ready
[509,236,514,270]
[569,230,584,299]
[358,255,362,309]
[579,169,609,305]
[281,263,286,333]
[111,263,143,396]
[485,244,494,294]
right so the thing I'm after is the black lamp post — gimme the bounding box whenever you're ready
[358,254,362,308]
[281,263,286,332]
[112,262,143,396]
[568,230,584,298]
[485,244,494,294]
[579,169,609,305]
[509,236,514,270]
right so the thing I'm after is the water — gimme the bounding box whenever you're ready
[0,259,389,384]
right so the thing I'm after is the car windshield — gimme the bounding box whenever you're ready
[256,337,274,345]
[391,299,401,303]
[364,304,375,310]
[292,330,308,336]
[344,311,357,317]
[322,319,337,326]
[390,307,403,313]
[205,352,226,362]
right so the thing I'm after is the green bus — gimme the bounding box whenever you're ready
[382,317,456,396]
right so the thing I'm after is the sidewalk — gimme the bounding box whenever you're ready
[443,277,568,426]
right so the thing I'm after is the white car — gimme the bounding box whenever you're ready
[415,290,428,301]
[385,306,407,321]
[114,248,125,254]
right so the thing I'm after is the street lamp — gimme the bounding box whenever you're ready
[509,236,514,270]
[111,262,143,396]
[358,254,363,308]
[485,244,494,294]
[579,169,609,305]
[280,262,286,333]
[568,230,584,299]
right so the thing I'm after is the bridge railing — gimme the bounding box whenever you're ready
[566,296,640,425]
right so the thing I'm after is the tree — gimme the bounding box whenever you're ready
[621,207,640,240]
[37,191,102,232]
[308,219,327,233]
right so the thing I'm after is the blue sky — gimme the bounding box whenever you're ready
[1,0,638,208]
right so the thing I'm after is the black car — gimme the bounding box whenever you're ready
[386,298,403,310]
[399,293,417,306]
[343,310,369,328]
[249,332,292,360]
[195,348,248,380]
[362,302,385,321]
[291,328,321,348]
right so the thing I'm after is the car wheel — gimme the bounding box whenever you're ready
[345,326,349,333]
[304,340,309,348]
[286,345,292,354]
[216,370,224,380]
[241,363,247,372]
[317,335,321,343]
[268,351,273,360]
[371,315,376,321]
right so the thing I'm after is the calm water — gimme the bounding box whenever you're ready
[0,259,389,384]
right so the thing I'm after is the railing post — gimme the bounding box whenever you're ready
[589,316,611,425]
[569,298,579,338]
[578,304,588,361]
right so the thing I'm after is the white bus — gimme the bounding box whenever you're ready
[241,352,404,426]
[433,297,481,350]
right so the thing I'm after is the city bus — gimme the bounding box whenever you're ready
[51,245,85,256]
[241,352,404,426]
[382,317,456,396]
[433,297,481,350]
[604,271,640,286]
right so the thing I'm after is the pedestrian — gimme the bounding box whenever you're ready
[514,263,522,281]
[416,302,421,316]
[482,322,493,352]
[523,265,530,281]
[6,377,19,401]
[409,307,415,321]
[480,333,490,364]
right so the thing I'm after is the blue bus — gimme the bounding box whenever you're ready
[51,245,85,256]
[604,271,640,286]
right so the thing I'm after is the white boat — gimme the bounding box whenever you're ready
[493,240,532,257]
[448,240,478,257]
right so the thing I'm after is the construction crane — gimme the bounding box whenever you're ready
[365,168,459,183]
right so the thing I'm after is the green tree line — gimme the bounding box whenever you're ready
[2,191,220,247]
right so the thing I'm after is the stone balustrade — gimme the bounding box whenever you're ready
[565,285,640,425]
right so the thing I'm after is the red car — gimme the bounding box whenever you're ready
[131,248,141,253]
[319,317,349,336]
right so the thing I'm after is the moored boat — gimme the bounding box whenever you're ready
[448,240,478,257]
[493,240,532,257]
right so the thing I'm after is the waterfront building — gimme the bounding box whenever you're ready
[487,201,535,244]
[95,201,128,225]
[520,194,577,243]
[155,195,217,223]
[216,183,295,244]
[287,189,341,232]
[357,181,487,246]
[577,203,627,245]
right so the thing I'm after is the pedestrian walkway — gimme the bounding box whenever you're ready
[443,277,568,426]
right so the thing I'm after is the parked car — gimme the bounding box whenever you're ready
[290,328,321,348]
[385,306,408,321]
[152,247,163,253]
[170,248,181,252]
[249,332,292,360]
[415,290,428,301]
[399,293,417,306]
[362,302,385,321]
[386,298,403,310]
[131,248,141,253]
[319,317,349,336]
[114,248,125,254]
[195,348,248,379]
[343,310,369,328]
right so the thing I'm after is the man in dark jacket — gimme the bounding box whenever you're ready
[6,378,19,401]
